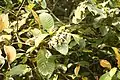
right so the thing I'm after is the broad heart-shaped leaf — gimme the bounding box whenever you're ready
[35,34,48,47]
[53,43,68,55]
[37,48,55,78]
[39,13,54,32]
[99,72,112,80]
[6,64,31,76]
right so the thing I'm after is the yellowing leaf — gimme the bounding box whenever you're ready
[0,13,9,32]
[112,47,120,67]
[100,59,111,69]
[4,45,16,64]
[74,64,80,76]
[31,10,41,27]
[82,77,88,80]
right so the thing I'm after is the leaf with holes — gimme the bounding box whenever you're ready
[37,48,55,78]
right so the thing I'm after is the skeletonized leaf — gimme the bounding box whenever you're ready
[4,45,16,64]
[100,59,111,69]
[39,12,54,32]
[112,47,120,68]
[37,48,55,78]
[74,64,80,76]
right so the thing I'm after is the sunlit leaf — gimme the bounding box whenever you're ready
[4,45,16,64]
[16,53,25,59]
[74,64,80,76]
[18,0,23,3]
[72,34,82,45]
[99,72,112,80]
[35,34,48,47]
[117,71,120,79]
[31,10,41,27]
[31,28,41,37]
[112,47,120,68]
[57,64,67,73]
[109,67,117,77]
[0,13,9,32]
[82,77,88,80]
[0,55,5,69]
[26,46,36,53]
[25,3,35,11]
[39,12,54,32]
[40,0,47,9]
[0,35,12,41]
[100,59,111,69]
[54,43,68,55]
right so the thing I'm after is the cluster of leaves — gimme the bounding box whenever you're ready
[0,0,120,80]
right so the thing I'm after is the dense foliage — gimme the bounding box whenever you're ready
[0,0,120,80]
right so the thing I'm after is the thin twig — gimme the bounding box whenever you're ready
[85,67,96,80]
[47,7,65,25]
[16,0,26,16]
[0,6,16,17]
[15,0,26,42]
[51,0,59,11]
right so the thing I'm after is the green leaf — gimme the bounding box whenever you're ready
[0,55,5,69]
[109,67,117,77]
[54,43,68,55]
[16,53,25,59]
[37,48,55,78]
[6,64,31,76]
[79,61,89,67]
[39,13,54,32]
[18,0,23,3]
[26,46,36,53]
[117,71,120,79]
[99,26,109,36]
[35,34,48,47]
[31,28,41,37]
[72,34,82,45]
[41,0,47,9]
[99,72,112,80]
